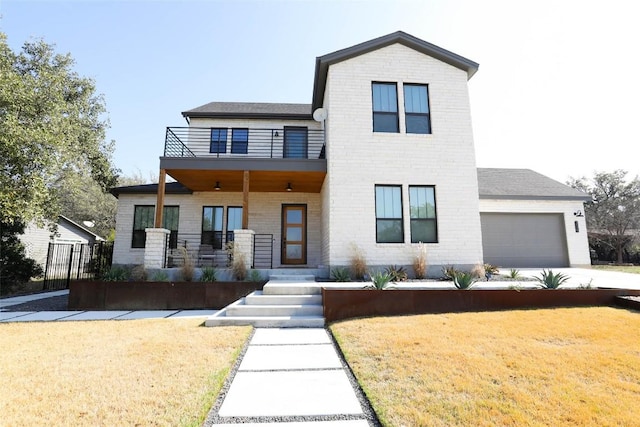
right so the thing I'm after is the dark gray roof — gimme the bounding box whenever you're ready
[312,31,479,110]
[477,168,591,201]
[110,182,192,198]
[182,102,312,120]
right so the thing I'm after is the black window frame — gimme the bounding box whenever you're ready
[226,206,243,243]
[131,205,179,249]
[210,128,228,154]
[163,206,180,249]
[283,126,308,159]
[409,185,438,243]
[202,206,224,249]
[375,185,404,243]
[231,128,249,154]
[372,82,399,133]
[404,83,432,134]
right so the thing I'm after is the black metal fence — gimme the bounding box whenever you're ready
[43,241,113,290]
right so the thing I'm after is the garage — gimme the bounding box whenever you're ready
[480,213,569,268]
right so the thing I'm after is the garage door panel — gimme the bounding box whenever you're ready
[481,213,569,268]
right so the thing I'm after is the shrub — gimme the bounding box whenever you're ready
[453,271,477,290]
[385,265,408,282]
[441,265,458,281]
[102,266,130,281]
[150,270,170,282]
[349,243,367,280]
[331,267,351,282]
[200,267,217,282]
[247,269,262,282]
[535,269,570,289]
[412,242,428,279]
[365,271,393,290]
[0,220,43,295]
[232,252,247,281]
[508,268,521,279]
[484,263,499,276]
[130,265,147,282]
[177,246,195,282]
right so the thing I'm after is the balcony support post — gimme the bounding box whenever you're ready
[155,169,166,227]
[242,170,250,229]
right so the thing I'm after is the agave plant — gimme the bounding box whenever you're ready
[535,269,570,289]
[384,265,408,282]
[453,271,477,290]
[331,267,351,282]
[365,271,393,290]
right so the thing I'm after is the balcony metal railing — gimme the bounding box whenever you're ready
[164,127,325,160]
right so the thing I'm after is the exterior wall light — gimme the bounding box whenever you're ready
[286,183,293,192]
[214,181,221,191]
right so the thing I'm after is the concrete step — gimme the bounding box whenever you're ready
[245,291,322,305]
[205,314,325,328]
[263,282,322,295]
[227,303,323,317]
[268,274,316,281]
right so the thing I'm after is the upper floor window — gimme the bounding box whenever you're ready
[375,185,403,243]
[284,127,308,159]
[409,186,437,243]
[231,128,248,154]
[404,84,431,134]
[210,128,227,153]
[372,82,399,133]
[202,206,223,249]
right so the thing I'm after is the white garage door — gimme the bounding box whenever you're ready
[480,213,569,268]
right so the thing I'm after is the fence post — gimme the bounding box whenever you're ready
[65,245,74,289]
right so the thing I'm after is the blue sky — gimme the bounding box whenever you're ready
[1,0,639,184]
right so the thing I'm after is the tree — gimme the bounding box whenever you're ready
[0,220,43,295]
[0,32,119,226]
[568,170,640,264]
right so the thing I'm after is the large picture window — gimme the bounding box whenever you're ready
[409,186,438,243]
[231,128,248,154]
[375,185,403,243]
[132,206,179,248]
[210,128,228,153]
[202,206,223,249]
[372,82,399,133]
[226,207,243,242]
[404,84,431,134]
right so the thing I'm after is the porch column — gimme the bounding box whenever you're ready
[155,169,166,227]
[144,228,170,269]
[242,170,250,229]
[234,229,255,269]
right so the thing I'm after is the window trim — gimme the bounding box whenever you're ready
[231,128,249,154]
[403,83,432,134]
[409,185,438,243]
[226,206,243,243]
[374,184,404,243]
[372,82,399,133]
[210,128,228,154]
[201,206,224,249]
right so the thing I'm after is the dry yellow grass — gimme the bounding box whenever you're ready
[0,319,250,426]
[331,307,640,427]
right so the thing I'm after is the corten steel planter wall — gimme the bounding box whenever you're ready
[69,280,266,310]
[322,288,640,323]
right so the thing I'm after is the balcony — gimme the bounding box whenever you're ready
[164,127,325,160]
[160,127,327,192]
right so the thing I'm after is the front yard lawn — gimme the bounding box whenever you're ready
[592,265,640,274]
[0,319,250,426]
[331,307,640,426]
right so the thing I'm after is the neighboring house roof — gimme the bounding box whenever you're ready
[312,30,480,110]
[477,168,592,201]
[110,182,193,198]
[182,102,312,121]
[58,215,105,241]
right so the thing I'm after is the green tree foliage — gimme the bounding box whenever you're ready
[568,170,640,264]
[0,32,118,226]
[0,220,44,295]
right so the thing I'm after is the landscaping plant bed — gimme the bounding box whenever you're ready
[69,280,267,310]
[322,288,640,322]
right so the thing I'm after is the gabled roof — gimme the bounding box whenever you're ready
[182,102,312,120]
[109,182,193,198]
[58,215,105,241]
[312,31,480,110]
[477,168,591,201]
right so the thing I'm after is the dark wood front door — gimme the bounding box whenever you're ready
[281,205,306,265]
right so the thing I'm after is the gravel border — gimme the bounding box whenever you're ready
[202,327,381,426]
[1,295,69,312]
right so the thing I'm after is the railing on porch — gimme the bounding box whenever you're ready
[165,232,273,269]
[163,127,325,160]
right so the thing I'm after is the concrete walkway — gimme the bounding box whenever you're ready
[0,290,217,322]
[204,328,376,426]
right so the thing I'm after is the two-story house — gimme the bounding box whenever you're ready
[111,31,591,276]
